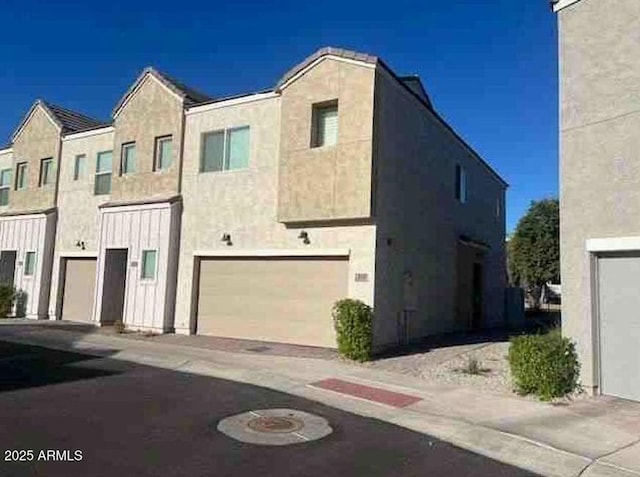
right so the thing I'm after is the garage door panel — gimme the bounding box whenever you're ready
[598,254,640,402]
[62,258,97,323]
[197,257,348,347]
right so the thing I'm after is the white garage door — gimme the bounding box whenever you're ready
[597,253,640,401]
[196,257,349,348]
[61,258,97,323]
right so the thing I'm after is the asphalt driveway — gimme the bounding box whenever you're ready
[0,341,537,477]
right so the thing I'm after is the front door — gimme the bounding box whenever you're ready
[100,249,128,324]
[0,251,16,286]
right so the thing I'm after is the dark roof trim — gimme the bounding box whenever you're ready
[113,67,212,117]
[459,235,491,251]
[0,206,57,217]
[99,195,182,209]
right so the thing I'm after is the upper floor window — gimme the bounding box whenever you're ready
[15,162,27,191]
[73,154,86,181]
[0,169,11,206]
[121,142,136,175]
[455,164,467,204]
[496,196,502,219]
[95,150,112,195]
[39,158,54,187]
[311,101,338,148]
[201,126,250,173]
[154,136,172,171]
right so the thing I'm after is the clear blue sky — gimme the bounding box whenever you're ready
[0,0,558,231]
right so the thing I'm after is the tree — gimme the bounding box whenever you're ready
[510,199,560,309]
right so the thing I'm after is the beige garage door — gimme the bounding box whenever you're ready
[61,258,97,322]
[196,257,349,347]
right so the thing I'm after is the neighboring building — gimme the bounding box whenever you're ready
[555,0,640,400]
[0,47,507,351]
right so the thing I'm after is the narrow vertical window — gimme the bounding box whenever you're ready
[24,251,36,276]
[39,158,54,187]
[94,151,112,195]
[225,127,250,170]
[311,101,339,148]
[154,136,173,171]
[15,162,27,191]
[0,169,11,205]
[73,154,86,181]
[201,131,225,172]
[121,142,136,175]
[455,164,467,204]
[141,250,157,280]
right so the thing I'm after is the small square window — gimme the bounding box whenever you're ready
[0,169,11,206]
[24,251,36,276]
[39,158,54,187]
[311,101,338,148]
[141,250,157,280]
[121,142,136,175]
[73,154,86,181]
[154,136,173,171]
[15,162,27,191]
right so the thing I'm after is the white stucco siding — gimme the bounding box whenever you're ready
[175,95,377,335]
[0,213,55,318]
[49,130,112,320]
[94,201,180,331]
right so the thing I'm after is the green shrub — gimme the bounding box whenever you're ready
[0,285,16,318]
[332,299,373,362]
[508,330,580,401]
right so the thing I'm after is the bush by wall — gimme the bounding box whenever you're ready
[508,329,580,401]
[332,299,373,362]
[0,285,16,318]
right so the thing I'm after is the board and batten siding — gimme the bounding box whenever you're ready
[93,200,181,331]
[0,212,56,318]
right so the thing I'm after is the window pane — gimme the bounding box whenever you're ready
[94,173,111,195]
[24,252,36,276]
[17,164,27,190]
[141,250,157,279]
[0,189,8,206]
[0,169,11,187]
[157,138,172,170]
[319,106,338,147]
[123,144,136,174]
[74,155,85,180]
[97,151,113,173]
[226,127,250,170]
[201,131,225,172]
[41,159,53,186]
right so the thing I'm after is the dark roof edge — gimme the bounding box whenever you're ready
[377,61,509,188]
[99,195,182,209]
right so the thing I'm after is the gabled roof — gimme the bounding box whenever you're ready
[11,99,107,142]
[276,47,379,90]
[113,67,213,118]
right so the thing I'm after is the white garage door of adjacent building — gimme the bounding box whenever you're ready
[61,258,97,323]
[597,253,640,402]
[196,257,349,348]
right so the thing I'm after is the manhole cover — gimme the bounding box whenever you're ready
[247,416,304,433]
[218,409,332,446]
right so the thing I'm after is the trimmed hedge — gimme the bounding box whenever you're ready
[508,329,580,401]
[332,299,373,362]
[0,285,15,318]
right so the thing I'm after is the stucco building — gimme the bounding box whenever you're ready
[555,0,640,400]
[0,47,507,351]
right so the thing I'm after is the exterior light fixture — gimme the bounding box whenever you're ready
[221,233,233,246]
[298,231,310,245]
[75,240,86,250]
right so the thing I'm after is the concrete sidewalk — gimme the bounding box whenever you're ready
[1,321,640,477]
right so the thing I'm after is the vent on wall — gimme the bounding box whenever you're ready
[355,273,369,283]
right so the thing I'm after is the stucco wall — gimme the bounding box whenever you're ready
[175,95,377,335]
[10,106,60,212]
[558,0,640,390]
[48,129,113,319]
[111,75,183,202]
[277,57,375,222]
[372,68,506,349]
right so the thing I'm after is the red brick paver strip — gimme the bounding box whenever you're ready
[310,378,422,408]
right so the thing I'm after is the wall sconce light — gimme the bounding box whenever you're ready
[75,240,86,250]
[221,233,233,246]
[298,230,310,245]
